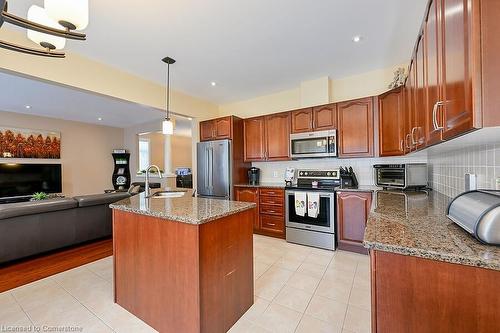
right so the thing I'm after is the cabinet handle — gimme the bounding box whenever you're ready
[399,139,404,152]
[405,133,412,149]
[411,127,417,145]
[432,101,444,130]
[267,210,276,213]
[266,223,276,226]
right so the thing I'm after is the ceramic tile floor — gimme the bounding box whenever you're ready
[0,235,371,333]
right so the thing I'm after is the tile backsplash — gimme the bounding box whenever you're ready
[428,143,500,198]
[252,155,427,186]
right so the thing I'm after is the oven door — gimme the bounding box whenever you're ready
[290,130,336,158]
[285,190,335,233]
[375,168,406,188]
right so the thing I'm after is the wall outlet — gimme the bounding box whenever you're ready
[273,171,279,178]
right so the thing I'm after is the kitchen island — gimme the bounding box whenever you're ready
[364,190,500,333]
[110,189,256,333]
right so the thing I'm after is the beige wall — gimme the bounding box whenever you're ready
[0,110,124,196]
[218,64,405,118]
[171,135,193,170]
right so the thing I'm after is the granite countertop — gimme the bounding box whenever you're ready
[234,182,286,189]
[364,189,500,271]
[110,189,256,225]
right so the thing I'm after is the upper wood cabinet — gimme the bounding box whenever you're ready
[265,113,290,161]
[337,97,374,158]
[244,113,290,162]
[313,104,337,131]
[378,87,405,157]
[243,117,266,161]
[199,116,233,141]
[336,191,372,254]
[290,104,337,133]
[291,108,313,133]
[412,35,427,151]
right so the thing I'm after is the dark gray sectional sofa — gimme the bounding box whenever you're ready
[0,192,130,264]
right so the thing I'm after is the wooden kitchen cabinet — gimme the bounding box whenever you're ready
[291,108,313,133]
[371,251,500,333]
[244,113,290,162]
[313,103,337,131]
[336,191,372,254]
[199,116,235,141]
[234,187,260,231]
[234,186,285,238]
[337,97,374,158]
[413,35,427,150]
[378,87,405,156]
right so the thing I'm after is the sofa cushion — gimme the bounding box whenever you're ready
[0,198,78,220]
[73,192,131,208]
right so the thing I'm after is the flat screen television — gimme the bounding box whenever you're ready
[0,163,62,198]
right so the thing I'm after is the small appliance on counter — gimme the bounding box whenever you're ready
[373,163,427,190]
[248,167,260,185]
[339,166,358,188]
[447,190,500,245]
[284,167,297,186]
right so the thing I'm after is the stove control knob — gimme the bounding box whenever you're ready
[327,172,331,176]
[304,172,308,176]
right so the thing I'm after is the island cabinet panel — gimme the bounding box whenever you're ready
[371,251,500,333]
[113,208,255,333]
[313,103,337,131]
[336,191,372,254]
[337,97,374,158]
[378,87,405,156]
[291,108,313,133]
[243,117,266,161]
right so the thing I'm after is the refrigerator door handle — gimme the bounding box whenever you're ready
[205,147,210,189]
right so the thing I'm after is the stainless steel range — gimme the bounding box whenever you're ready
[285,169,340,250]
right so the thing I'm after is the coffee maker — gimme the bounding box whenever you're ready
[248,167,260,185]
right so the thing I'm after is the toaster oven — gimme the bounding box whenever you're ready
[373,164,428,189]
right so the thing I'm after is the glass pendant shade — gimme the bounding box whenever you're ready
[45,0,89,30]
[27,5,66,50]
[162,119,174,135]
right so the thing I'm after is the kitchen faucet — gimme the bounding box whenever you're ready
[145,165,162,197]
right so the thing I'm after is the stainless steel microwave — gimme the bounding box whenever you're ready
[290,130,337,159]
[373,163,428,189]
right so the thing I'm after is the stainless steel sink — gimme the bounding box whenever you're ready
[149,191,186,198]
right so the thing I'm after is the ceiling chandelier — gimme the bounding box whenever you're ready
[162,56,176,135]
[0,0,88,58]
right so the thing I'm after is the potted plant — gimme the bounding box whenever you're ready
[30,192,48,201]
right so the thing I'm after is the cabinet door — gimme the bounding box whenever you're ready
[336,191,372,254]
[215,116,232,139]
[200,120,214,141]
[413,36,427,150]
[313,104,337,131]
[234,187,259,231]
[404,62,416,154]
[441,0,473,139]
[243,117,266,162]
[265,113,290,161]
[337,98,374,158]
[426,0,443,145]
[291,108,313,133]
[378,88,405,156]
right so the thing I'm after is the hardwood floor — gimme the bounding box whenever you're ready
[0,238,113,292]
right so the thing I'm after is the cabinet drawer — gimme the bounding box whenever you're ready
[259,188,284,197]
[260,204,284,216]
[259,195,283,205]
[260,215,284,233]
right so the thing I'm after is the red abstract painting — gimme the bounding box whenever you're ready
[0,127,61,159]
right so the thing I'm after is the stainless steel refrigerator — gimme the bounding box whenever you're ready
[197,139,231,199]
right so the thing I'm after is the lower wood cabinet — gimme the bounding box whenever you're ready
[336,191,372,254]
[371,251,500,333]
[234,186,285,239]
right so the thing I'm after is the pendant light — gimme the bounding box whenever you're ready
[44,0,89,31]
[162,57,176,135]
[27,5,66,50]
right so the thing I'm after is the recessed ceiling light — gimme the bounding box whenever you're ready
[25,105,31,109]
[352,35,362,43]
[97,117,103,121]
[210,81,216,86]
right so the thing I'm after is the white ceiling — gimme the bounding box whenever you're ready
[5,0,428,104]
[0,71,179,128]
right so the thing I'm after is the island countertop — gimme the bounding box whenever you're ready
[363,189,500,271]
[110,189,256,225]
